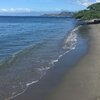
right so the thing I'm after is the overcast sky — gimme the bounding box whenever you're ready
[0,0,99,13]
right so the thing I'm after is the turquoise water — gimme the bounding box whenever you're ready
[0,17,78,100]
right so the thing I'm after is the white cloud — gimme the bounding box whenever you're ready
[0,8,32,13]
[77,0,100,7]
[96,0,100,2]
[77,0,93,7]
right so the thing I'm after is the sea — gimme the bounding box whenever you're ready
[0,16,88,100]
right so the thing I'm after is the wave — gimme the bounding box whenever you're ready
[51,25,81,66]
[4,26,81,100]
[26,80,39,86]
[62,25,81,50]
[26,26,81,86]
[0,42,46,69]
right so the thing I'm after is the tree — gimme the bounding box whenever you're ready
[87,3,100,11]
[74,3,100,20]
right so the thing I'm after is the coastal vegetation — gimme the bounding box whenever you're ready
[74,3,100,20]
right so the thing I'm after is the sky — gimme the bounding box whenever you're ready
[0,0,100,14]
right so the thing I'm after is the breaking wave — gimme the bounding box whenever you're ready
[5,25,81,100]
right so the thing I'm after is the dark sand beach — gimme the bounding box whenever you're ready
[12,25,89,100]
[12,40,87,100]
[48,24,100,100]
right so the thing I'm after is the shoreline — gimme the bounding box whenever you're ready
[11,24,89,100]
[48,24,100,100]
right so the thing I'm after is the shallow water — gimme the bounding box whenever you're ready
[0,17,79,100]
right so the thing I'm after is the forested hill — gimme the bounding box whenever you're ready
[74,3,100,20]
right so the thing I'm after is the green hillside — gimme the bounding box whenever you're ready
[74,3,100,20]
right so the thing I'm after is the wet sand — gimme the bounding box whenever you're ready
[12,25,89,100]
[48,24,100,100]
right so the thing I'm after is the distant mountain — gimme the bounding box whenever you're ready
[0,11,74,17]
[41,11,74,17]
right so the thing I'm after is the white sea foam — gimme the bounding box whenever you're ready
[51,25,81,65]
[37,67,50,72]
[26,80,39,86]
[5,88,27,100]
[51,59,59,65]
[62,26,81,50]
[5,80,38,100]
[49,25,81,67]
[7,26,81,100]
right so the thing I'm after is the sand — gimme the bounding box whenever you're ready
[48,24,100,100]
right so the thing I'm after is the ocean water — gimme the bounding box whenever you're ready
[0,16,78,100]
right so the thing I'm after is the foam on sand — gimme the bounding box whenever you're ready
[49,24,100,100]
